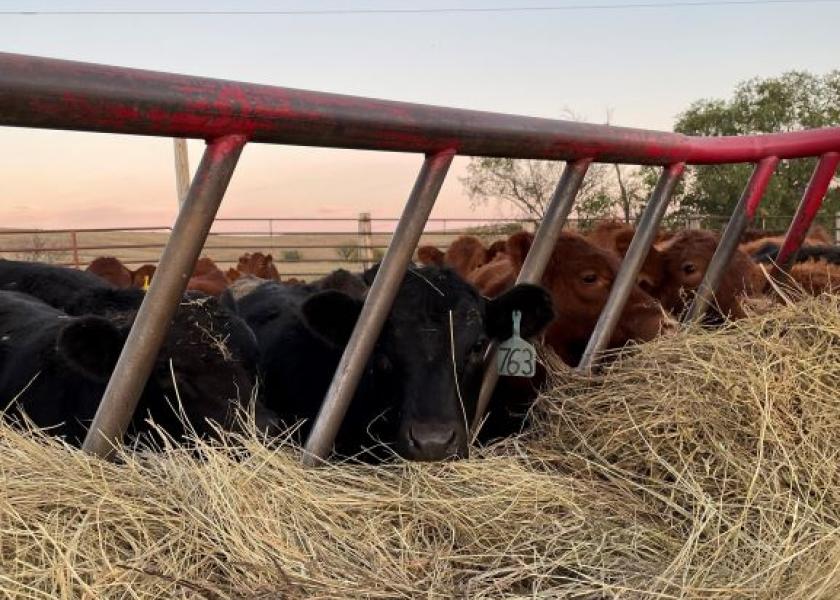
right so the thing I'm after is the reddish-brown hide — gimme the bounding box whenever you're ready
[656,230,762,320]
[86,256,132,288]
[444,235,489,279]
[131,264,156,289]
[586,220,665,295]
[416,245,445,268]
[186,257,230,296]
[470,231,668,366]
[228,252,281,282]
[787,261,840,295]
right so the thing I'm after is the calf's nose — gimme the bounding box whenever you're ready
[405,422,464,461]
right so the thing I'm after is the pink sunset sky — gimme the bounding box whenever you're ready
[1,0,839,231]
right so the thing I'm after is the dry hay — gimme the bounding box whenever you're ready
[2,295,840,598]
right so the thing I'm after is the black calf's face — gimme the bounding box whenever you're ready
[386,273,553,461]
[385,272,485,461]
[149,296,267,436]
[304,267,553,461]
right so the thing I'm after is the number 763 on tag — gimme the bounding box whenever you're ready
[497,342,536,378]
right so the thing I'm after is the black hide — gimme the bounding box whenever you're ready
[236,266,553,461]
[0,260,276,442]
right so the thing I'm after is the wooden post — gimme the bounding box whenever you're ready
[70,231,80,268]
[835,211,840,244]
[358,212,374,270]
[173,138,190,207]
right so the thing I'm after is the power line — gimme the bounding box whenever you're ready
[2,0,839,16]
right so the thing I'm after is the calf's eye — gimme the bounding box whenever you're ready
[472,337,489,354]
[682,262,697,275]
[581,272,598,284]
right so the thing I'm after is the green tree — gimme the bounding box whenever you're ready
[668,71,840,227]
[460,110,647,225]
[461,158,645,224]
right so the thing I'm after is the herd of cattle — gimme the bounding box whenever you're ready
[418,221,839,363]
[0,221,837,462]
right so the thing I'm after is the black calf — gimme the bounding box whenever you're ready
[237,266,553,461]
[751,243,840,265]
[0,291,124,443]
[0,291,274,444]
[0,260,276,441]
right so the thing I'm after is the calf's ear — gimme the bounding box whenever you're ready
[302,290,364,347]
[484,283,554,340]
[56,316,125,381]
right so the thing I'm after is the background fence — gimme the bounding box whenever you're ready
[1,213,837,282]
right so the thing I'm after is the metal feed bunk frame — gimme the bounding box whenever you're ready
[1,52,838,465]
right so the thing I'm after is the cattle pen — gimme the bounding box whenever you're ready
[3,52,840,599]
[2,212,832,281]
[0,51,839,466]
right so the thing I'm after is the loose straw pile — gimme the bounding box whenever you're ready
[2,294,839,598]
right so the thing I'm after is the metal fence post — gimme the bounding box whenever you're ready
[576,162,685,373]
[774,152,840,270]
[302,149,456,465]
[82,134,247,459]
[470,158,591,434]
[685,157,778,323]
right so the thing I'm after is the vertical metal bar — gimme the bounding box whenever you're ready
[774,152,840,269]
[470,158,592,434]
[684,157,778,323]
[302,149,455,465]
[82,134,247,458]
[576,162,685,373]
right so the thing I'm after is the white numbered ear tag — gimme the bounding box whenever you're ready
[497,310,537,378]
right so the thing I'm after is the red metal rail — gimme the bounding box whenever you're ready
[0,53,840,165]
[0,52,837,463]
[3,53,840,164]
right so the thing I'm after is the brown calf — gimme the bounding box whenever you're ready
[655,230,762,320]
[470,231,668,366]
[786,261,840,295]
[444,235,488,278]
[416,245,445,267]
[228,252,281,282]
[740,223,832,245]
[586,220,665,295]
[485,240,508,262]
[186,257,230,296]
[86,257,132,288]
[132,264,156,289]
